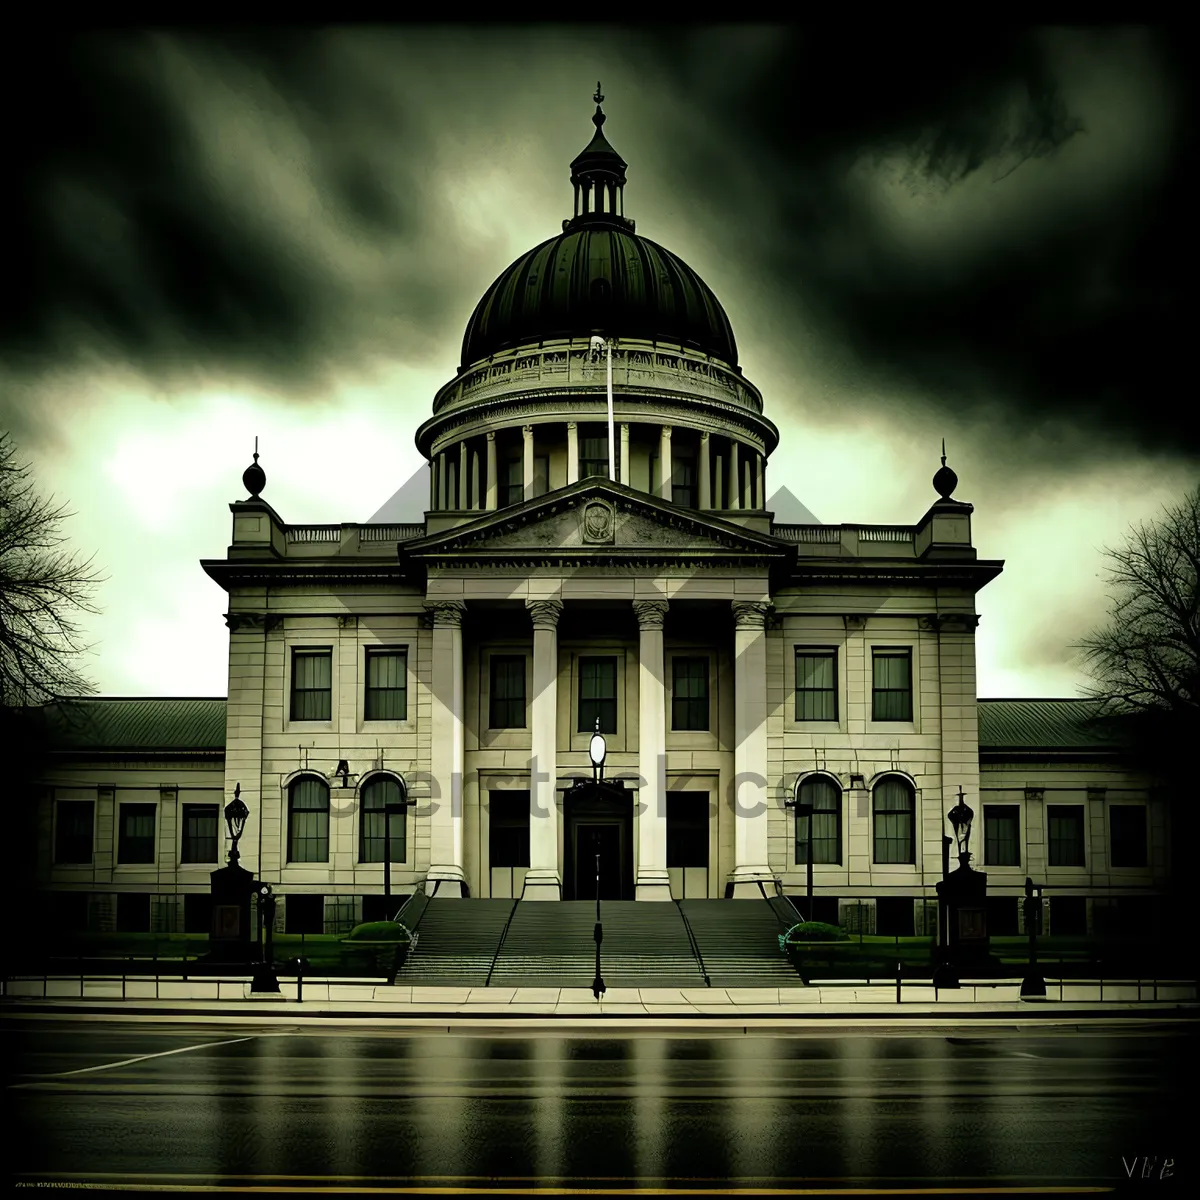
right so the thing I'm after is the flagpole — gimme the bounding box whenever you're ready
[606,340,616,482]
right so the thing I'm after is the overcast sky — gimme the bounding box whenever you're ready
[2,26,1194,700]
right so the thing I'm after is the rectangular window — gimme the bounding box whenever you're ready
[795,649,837,721]
[1047,805,1086,867]
[666,792,709,867]
[503,458,524,507]
[291,647,332,721]
[872,647,913,721]
[181,804,219,864]
[489,655,527,729]
[288,779,330,863]
[983,805,1021,867]
[115,892,151,933]
[55,800,94,865]
[578,656,618,733]
[671,656,709,731]
[489,791,531,868]
[872,780,915,864]
[795,777,842,865]
[285,894,325,934]
[672,453,696,508]
[365,648,407,721]
[1109,804,1148,868]
[580,435,609,479]
[118,803,156,865]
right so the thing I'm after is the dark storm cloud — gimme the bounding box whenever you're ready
[627,26,1193,463]
[2,26,1192,470]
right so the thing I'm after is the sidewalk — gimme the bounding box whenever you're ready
[4,976,1197,1023]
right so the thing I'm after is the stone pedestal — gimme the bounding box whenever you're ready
[205,862,257,964]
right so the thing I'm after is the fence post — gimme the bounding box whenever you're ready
[896,960,901,1004]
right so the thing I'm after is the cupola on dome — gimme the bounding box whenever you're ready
[459,85,739,371]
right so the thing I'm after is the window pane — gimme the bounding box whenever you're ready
[118,804,157,864]
[984,806,1021,867]
[1109,805,1147,868]
[672,657,709,731]
[490,655,527,728]
[873,779,914,863]
[580,436,609,477]
[360,777,406,863]
[579,657,617,733]
[55,800,94,865]
[365,650,407,721]
[288,779,330,863]
[795,651,837,721]
[795,777,842,865]
[292,649,332,721]
[871,649,912,721]
[1047,805,1085,867]
[181,804,219,864]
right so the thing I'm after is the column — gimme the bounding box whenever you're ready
[567,421,579,485]
[715,456,724,510]
[620,423,630,487]
[728,441,740,510]
[458,442,468,510]
[756,453,765,511]
[699,432,711,510]
[634,600,671,899]
[524,598,563,899]
[485,432,498,511]
[522,424,535,503]
[437,451,447,510]
[658,426,673,502]
[729,600,772,897]
[429,457,437,511]
[425,600,468,896]
[471,447,481,510]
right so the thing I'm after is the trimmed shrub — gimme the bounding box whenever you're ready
[345,921,411,943]
[782,921,845,944]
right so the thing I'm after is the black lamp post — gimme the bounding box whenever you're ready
[1020,876,1047,998]
[225,786,249,866]
[590,718,607,1001]
[251,882,280,994]
[785,780,814,921]
[947,788,975,869]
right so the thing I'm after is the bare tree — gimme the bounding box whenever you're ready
[1076,484,1199,733]
[0,431,105,711]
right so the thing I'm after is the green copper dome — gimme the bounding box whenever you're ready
[458,86,739,372]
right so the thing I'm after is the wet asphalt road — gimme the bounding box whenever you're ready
[3,1018,1193,1192]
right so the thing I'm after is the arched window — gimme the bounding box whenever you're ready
[287,777,329,863]
[795,775,842,865]
[360,775,407,864]
[873,776,915,864]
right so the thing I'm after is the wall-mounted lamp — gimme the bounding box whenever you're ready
[849,774,865,790]
[335,760,350,787]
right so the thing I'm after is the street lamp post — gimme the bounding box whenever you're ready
[1020,876,1047,999]
[589,718,607,1001]
[251,882,279,994]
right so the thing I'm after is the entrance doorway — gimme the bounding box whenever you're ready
[563,781,634,900]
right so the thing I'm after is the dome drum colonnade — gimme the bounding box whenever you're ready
[416,84,777,522]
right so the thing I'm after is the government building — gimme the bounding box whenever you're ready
[31,92,1169,955]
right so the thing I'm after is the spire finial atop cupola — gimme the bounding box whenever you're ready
[242,436,266,498]
[933,437,958,499]
[566,82,633,233]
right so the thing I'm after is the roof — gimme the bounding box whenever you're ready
[977,698,1125,753]
[39,697,227,755]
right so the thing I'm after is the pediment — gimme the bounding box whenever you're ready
[402,481,789,563]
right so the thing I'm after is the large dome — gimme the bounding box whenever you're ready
[460,222,739,371]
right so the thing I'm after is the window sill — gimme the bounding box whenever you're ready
[866,721,918,735]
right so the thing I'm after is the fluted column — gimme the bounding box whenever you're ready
[567,421,579,485]
[522,425,535,502]
[437,451,447,510]
[699,432,711,510]
[458,441,468,510]
[425,600,468,896]
[620,423,630,487]
[634,599,672,900]
[714,455,724,510]
[756,453,765,511]
[729,600,772,897]
[728,441,740,511]
[659,426,673,502]
[472,447,482,510]
[429,458,437,511]
[485,432,497,511]
[524,598,563,899]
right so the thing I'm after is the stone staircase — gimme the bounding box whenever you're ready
[679,898,804,987]
[392,898,514,986]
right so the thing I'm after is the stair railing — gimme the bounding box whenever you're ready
[675,901,711,987]
[484,898,522,987]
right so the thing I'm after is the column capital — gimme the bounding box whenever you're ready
[423,600,467,628]
[700,430,710,442]
[731,600,770,629]
[526,598,564,629]
[522,424,534,437]
[567,420,577,432]
[661,424,673,439]
[633,599,669,629]
[486,429,496,442]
